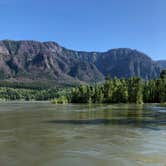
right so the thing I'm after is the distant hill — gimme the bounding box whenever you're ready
[156,60,166,70]
[0,40,161,86]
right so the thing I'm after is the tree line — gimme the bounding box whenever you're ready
[68,70,166,104]
[0,70,165,103]
[0,87,69,101]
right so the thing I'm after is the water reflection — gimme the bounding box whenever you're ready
[47,104,166,130]
[47,118,166,126]
[0,102,166,166]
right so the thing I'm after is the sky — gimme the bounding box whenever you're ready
[0,0,165,60]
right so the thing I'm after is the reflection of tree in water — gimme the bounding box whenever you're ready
[48,104,144,125]
[48,104,166,129]
[124,104,143,121]
[101,104,143,125]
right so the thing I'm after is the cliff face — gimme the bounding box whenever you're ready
[157,60,166,70]
[0,40,161,85]
[95,48,160,79]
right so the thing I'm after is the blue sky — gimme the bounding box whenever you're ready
[0,0,165,60]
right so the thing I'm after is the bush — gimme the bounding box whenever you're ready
[52,96,68,104]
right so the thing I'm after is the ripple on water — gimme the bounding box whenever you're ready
[0,103,166,166]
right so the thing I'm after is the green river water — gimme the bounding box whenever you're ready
[0,102,166,166]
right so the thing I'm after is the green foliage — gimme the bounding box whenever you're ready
[143,78,166,103]
[0,86,69,101]
[128,77,143,104]
[0,70,165,104]
[52,96,68,104]
[69,75,166,104]
[102,77,129,103]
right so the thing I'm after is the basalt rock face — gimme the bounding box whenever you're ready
[156,60,166,70]
[0,40,161,85]
[0,40,103,85]
[95,48,160,79]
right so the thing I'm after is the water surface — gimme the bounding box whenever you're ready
[0,102,166,166]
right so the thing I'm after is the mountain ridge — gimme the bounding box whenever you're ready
[156,60,166,70]
[0,40,161,86]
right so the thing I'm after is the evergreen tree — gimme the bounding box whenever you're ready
[128,77,143,104]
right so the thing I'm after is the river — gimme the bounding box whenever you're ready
[0,102,166,166]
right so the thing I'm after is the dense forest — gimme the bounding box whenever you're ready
[0,83,70,101]
[0,70,166,104]
[55,70,166,104]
